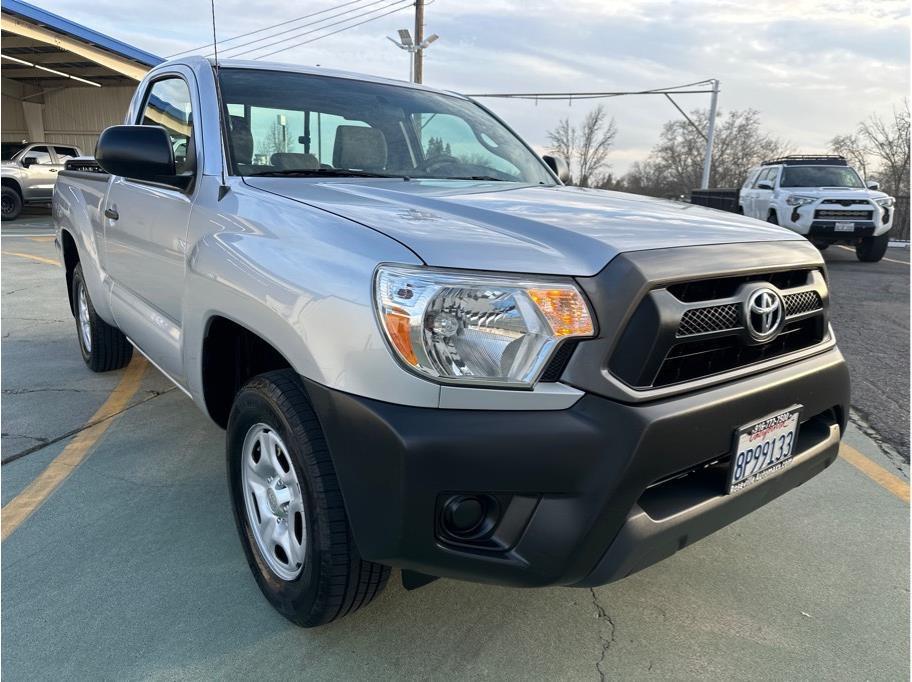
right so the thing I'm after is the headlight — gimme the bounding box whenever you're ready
[786,195,816,207]
[876,197,895,208]
[374,265,595,387]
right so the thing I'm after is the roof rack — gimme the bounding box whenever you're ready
[760,155,848,167]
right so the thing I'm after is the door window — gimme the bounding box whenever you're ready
[54,146,79,161]
[139,77,195,175]
[24,146,52,165]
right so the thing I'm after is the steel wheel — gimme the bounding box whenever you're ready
[77,282,92,353]
[241,423,307,581]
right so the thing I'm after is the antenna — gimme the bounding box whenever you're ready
[210,0,229,199]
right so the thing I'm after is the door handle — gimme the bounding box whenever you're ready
[104,207,119,221]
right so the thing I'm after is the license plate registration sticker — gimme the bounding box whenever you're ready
[834,221,856,232]
[728,407,801,493]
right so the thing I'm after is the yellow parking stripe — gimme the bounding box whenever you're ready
[840,443,910,503]
[1,357,148,541]
[2,250,60,267]
[834,244,910,265]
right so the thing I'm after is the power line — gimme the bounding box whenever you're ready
[465,80,717,101]
[167,0,373,57]
[227,0,413,59]
[214,0,403,58]
[251,2,414,60]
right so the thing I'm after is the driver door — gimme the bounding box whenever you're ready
[21,146,58,200]
[103,71,198,383]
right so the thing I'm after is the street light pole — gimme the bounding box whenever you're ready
[700,79,720,189]
[414,0,425,84]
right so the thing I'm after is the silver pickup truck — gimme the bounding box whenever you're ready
[2,142,83,220]
[54,56,850,627]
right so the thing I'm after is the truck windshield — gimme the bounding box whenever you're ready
[780,166,864,188]
[1,143,26,160]
[218,68,555,184]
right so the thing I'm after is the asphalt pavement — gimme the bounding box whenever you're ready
[1,218,909,680]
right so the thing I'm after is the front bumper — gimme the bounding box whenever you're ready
[304,347,850,588]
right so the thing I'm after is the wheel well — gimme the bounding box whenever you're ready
[60,230,79,314]
[1,177,22,197]
[202,316,292,428]
[768,208,778,217]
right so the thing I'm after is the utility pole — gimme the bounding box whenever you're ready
[700,79,720,189]
[413,0,425,84]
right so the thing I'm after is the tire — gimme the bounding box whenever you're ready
[811,241,829,251]
[2,186,22,221]
[227,370,390,627]
[766,210,779,225]
[856,233,890,262]
[71,264,133,371]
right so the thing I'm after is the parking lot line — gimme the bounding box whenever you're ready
[835,244,910,265]
[2,250,60,267]
[0,357,148,541]
[840,442,910,503]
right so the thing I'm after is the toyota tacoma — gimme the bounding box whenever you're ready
[54,57,850,627]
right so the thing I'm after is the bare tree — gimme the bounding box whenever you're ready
[547,105,617,187]
[829,133,870,180]
[261,120,290,158]
[620,109,789,198]
[829,102,910,195]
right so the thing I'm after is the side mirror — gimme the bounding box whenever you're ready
[542,155,572,184]
[95,125,188,189]
[757,181,773,190]
[21,156,37,168]
[866,180,880,191]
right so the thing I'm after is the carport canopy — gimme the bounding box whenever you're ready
[1,0,162,150]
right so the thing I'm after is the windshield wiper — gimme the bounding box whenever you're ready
[246,168,406,179]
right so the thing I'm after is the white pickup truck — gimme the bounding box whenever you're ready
[54,57,850,627]
[739,155,895,262]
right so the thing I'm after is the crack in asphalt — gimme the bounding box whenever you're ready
[849,408,909,474]
[590,588,616,681]
[1,387,177,465]
[2,387,88,395]
[1,432,50,444]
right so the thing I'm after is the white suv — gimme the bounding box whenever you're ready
[740,155,894,262]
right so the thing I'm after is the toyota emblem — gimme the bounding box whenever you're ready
[745,287,783,342]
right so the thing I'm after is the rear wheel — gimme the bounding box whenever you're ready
[71,264,133,371]
[1,186,22,221]
[227,370,390,627]
[856,233,889,262]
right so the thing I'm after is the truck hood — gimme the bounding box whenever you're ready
[244,178,803,276]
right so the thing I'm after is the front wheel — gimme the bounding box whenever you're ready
[227,370,390,627]
[1,186,22,221]
[71,264,133,371]
[766,210,779,225]
[856,233,889,262]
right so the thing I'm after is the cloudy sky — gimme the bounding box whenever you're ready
[35,0,911,174]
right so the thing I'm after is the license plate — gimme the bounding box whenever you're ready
[834,221,856,232]
[728,407,801,493]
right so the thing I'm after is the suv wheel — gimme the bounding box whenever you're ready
[71,264,133,371]
[856,233,890,262]
[2,186,22,221]
[227,370,390,627]
[766,210,779,225]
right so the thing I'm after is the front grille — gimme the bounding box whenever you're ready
[609,268,829,389]
[814,209,873,219]
[784,290,822,316]
[667,269,811,302]
[821,199,869,207]
[677,304,738,336]
[654,318,822,388]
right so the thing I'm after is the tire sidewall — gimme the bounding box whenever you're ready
[71,265,93,364]
[226,381,328,623]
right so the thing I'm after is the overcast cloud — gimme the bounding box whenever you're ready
[35,0,911,174]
